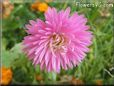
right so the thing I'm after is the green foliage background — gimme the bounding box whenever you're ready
[2,0,114,85]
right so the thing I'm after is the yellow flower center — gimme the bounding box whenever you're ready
[49,33,68,55]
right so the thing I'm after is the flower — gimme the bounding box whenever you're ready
[95,79,103,85]
[2,0,14,19]
[60,75,84,85]
[36,74,43,81]
[71,77,84,85]
[31,2,48,12]
[23,7,93,73]
[0,66,13,85]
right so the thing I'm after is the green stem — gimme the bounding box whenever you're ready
[62,0,69,9]
[52,72,57,81]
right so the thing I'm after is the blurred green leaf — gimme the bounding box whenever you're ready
[2,49,14,67]
[11,43,23,54]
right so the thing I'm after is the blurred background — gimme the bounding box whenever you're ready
[1,0,114,85]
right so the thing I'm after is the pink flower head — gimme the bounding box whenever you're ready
[23,7,93,73]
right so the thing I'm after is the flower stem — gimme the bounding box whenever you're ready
[51,72,57,81]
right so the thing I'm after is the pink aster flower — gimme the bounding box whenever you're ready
[23,7,93,73]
